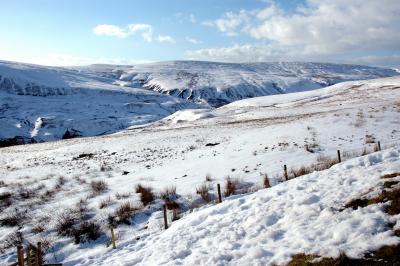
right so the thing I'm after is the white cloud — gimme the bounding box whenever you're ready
[185,37,202,44]
[203,10,253,36]
[93,23,154,42]
[93,24,128,38]
[157,35,176,43]
[186,44,289,62]
[186,44,400,68]
[246,0,400,55]
[128,24,153,42]
[202,0,400,63]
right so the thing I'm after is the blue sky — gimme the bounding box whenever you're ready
[0,0,399,67]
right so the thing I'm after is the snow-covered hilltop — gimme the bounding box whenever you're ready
[0,60,202,145]
[0,59,398,146]
[113,61,399,106]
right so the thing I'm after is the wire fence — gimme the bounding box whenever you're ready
[6,139,400,266]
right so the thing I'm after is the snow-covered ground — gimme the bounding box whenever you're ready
[94,148,400,265]
[102,61,399,106]
[1,60,398,144]
[0,60,203,143]
[0,76,400,265]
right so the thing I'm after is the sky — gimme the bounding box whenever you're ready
[0,0,399,68]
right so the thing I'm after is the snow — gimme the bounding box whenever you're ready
[1,74,400,265]
[1,60,398,144]
[96,148,400,266]
[0,60,202,142]
[117,61,399,106]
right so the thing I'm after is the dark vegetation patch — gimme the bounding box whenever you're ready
[62,129,81,139]
[113,201,138,225]
[0,231,23,252]
[287,245,400,266]
[55,205,103,244]
[205,142,220,147]
[345,188,400,215]
[224,177,237,197]
[135,184,154,206]
[290,172,400,265]
[196,183,210,202]
[90,180,108,196]
[99,196,114,209]
[55,211,79,237]
[73,153,95,160]
[73,220,102,244]
[0,136,33,148]
[287,155,338,180]
[263,174,271,189]
[345,173,400,216]
[0,192,13,210]
[381,172,400,179]
[160,186,177,200]
[0,208,27,227]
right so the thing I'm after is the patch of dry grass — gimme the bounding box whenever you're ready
[135,184,155,206]
[196,183,210,202]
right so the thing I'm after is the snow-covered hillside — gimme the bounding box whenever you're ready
[1,60,398,146]
[0,60,202,145]
[1,76,399,265]
[92,148,400,265]
[112,61,399,106]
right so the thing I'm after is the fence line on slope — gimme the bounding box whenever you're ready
[6,138,400,265]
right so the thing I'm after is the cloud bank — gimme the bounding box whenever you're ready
[93,23,172,43]
[192,0,400,67]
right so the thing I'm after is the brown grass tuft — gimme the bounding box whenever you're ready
[224,177,236,197]
[90,180,108,195]
[73,220,102,244]
[0,209,27,227]
[263,174,271,189]
[160,186,177,200]
[196,183,210,202]
[135,184,154,206]
[115,201,137,225]
[99,196,114,209]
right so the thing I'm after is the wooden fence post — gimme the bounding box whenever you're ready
[283,165,288,181]
[35,242,42,266]
[26,245,32,266]
[337,150,341,163]
[17,245,24,266]
[110,226,116,249]
[378,141,381,151]
[163,205,168,229]
[217,184,222,203]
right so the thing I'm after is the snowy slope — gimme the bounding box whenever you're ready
[0,76,400,265]
[112,61,399,106]
[93,148,400,265]
[0,60,202,144]
[1,60,397,145]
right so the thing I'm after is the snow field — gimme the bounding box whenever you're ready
[0,75,400,265]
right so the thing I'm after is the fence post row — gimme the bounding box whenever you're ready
[217,184,222,203]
